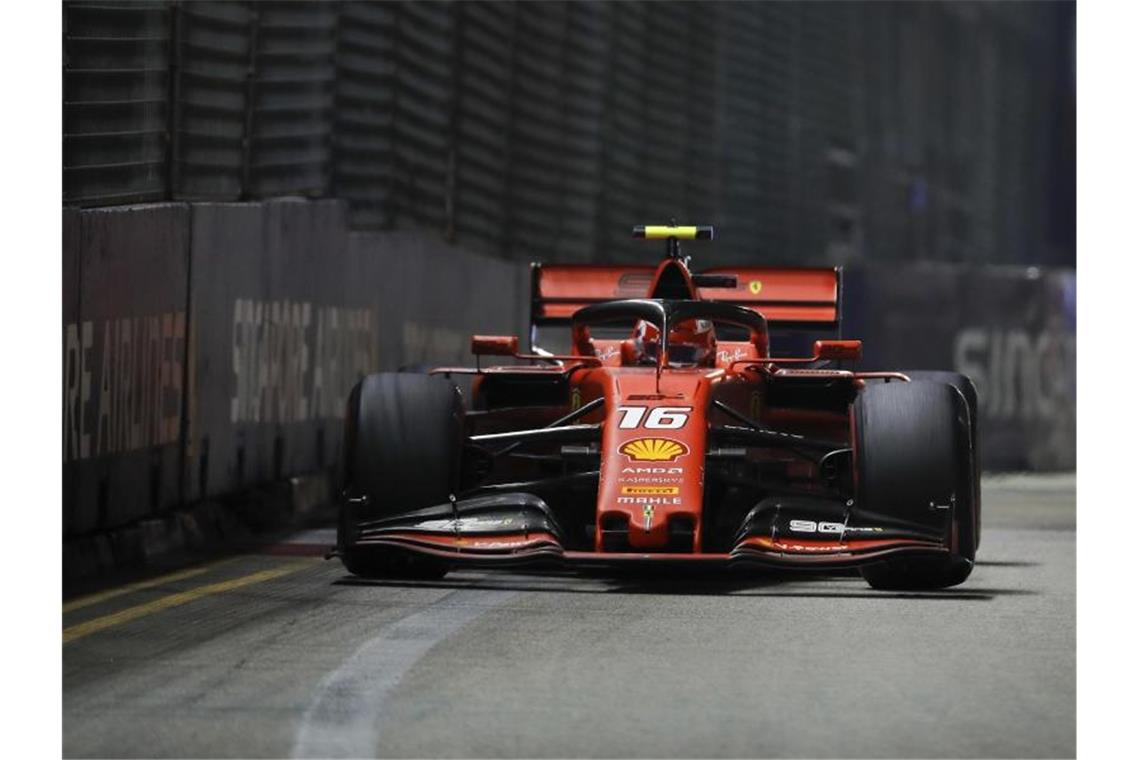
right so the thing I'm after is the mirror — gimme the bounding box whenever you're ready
[813,339,862,362]
[471,335,519,356]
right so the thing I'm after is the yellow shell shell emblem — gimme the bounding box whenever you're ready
[619,437,690,462]
[748,280,763,295]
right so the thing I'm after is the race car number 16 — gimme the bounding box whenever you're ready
[616,406,691,429]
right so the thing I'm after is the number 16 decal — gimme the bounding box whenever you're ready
[616,406,691,429]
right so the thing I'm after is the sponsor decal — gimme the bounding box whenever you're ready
[749,280,763,295]
[414,517,516,531]
[767,540,843,553]
[642,504,654,532]
[616,405,691,429]
[618,466,684,485]
[717,347,750,364]
[621,485,680,495]
[62,312,186,462]
[232,299,378,423]
[595,345,620,362]
[618,496,683,505]
[788,519,845,534]
[954,327,1076,423]
[620,437,690,462]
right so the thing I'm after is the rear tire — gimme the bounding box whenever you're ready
[855,381,977,590]
[338,373,462,580]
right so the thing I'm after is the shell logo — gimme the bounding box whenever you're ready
[619,437,689,462]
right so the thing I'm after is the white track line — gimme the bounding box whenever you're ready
[292,587,517,758]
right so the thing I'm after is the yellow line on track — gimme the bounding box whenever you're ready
[63,561,314,645]
[62,559,235,614]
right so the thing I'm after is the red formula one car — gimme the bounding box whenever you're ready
[335,226,980,589]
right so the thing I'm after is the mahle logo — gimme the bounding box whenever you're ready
[619,437,689,462]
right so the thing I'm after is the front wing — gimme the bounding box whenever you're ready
[341,492,950,571]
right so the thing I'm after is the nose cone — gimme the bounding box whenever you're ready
[596,372,709,551]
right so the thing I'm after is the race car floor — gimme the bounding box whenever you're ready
[63,474,1075,758]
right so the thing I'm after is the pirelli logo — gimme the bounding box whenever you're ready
[620,486,680,495]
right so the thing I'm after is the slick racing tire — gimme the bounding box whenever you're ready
[899,371,981,549]
[337,372,462,580]
[854,380,978,590]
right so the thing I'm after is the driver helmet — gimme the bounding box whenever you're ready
[667,318,716,366]
[630,318,715,367]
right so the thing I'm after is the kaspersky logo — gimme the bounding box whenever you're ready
[620,437,689,462]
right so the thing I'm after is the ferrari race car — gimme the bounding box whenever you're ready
[334,225,980,589]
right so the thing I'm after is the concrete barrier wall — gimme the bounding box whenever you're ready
[183,202,529,504]
[62,198,529,537]
[62,208,81,533]
[346,231,531,371]
[63,205,190,537]
[62,199,1074,539]
[184,200,356,501]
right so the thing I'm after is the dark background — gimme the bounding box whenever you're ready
[64,0,1074,267]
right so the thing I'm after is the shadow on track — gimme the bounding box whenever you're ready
[331,566,1035,601]
[974,560,1041,567]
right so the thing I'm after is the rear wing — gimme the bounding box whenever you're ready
[530,264,843,353]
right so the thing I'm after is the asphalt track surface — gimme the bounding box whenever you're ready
[63,474,1075,758]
